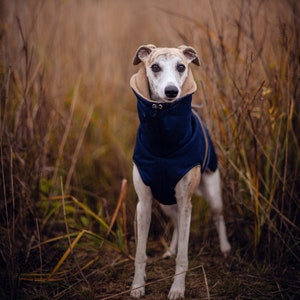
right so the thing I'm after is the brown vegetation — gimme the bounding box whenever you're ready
[0,0,299,299]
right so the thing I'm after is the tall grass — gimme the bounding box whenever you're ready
[0,0,299,298]
[192,0,300,262]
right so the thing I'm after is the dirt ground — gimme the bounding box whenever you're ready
[95,233,299,300]
[16,211,299,299]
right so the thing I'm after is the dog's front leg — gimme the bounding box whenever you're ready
[168,167,200,300]
[168,196,191,300]
[131,165,152,298]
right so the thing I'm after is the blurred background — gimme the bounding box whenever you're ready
[1,0,299,299]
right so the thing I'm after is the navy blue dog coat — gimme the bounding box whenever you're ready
[131,67,218,205]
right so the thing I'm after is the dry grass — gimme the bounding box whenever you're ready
[1,0,299,299]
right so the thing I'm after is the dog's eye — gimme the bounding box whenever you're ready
[177,64,186,73]
[151,64,161,73]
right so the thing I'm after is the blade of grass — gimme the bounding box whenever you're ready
[51,75,81,187]
[106,178,127,237]
[65,103,95,192]
[49,229,85,279]
[48,195,114,236]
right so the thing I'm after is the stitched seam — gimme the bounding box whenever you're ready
[192,109,209,172]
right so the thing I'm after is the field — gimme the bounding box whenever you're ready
[0,0,299,299]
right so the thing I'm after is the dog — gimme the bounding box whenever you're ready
[130,45,231,299]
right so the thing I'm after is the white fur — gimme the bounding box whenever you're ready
[145,55,188,101]
[131,46,231,299]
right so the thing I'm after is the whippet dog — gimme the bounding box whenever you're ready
[130,45,231,299]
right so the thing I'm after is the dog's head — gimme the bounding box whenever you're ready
[133,45,200,102]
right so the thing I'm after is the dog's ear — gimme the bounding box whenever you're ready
[178,45,200,66]
[133,44,156,65]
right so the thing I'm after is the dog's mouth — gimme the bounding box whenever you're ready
[150,91,181,102]
[160,96,180,102]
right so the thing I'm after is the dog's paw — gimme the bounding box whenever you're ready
[130,285,145,298]
[162,249,175,259]
[168,288,184,300]
[221,240,231,258]
[168,281,185,299]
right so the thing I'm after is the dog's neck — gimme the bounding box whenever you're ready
[133,91,195,157]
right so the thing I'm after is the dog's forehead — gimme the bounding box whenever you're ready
[146,48,187,66]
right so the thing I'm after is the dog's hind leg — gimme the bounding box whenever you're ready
[160,204,178,258]
[131,165,153,298]
[199,169,231,257]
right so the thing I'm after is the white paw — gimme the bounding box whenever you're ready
[162,249,175,259]
[130,285,145,298]
[221,240,231,258]
[168,281,185,299]
[168,288,184,299]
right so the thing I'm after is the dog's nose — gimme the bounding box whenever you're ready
[165,86,179,99]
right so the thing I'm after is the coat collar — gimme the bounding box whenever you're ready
[132,89,194,113]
